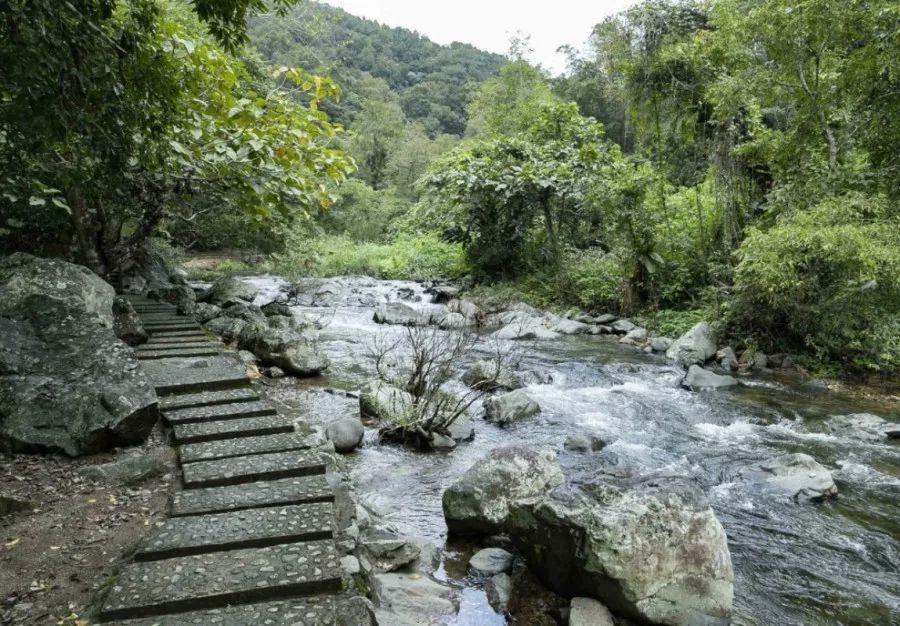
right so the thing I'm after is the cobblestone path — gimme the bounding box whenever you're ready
[95,296,349,625]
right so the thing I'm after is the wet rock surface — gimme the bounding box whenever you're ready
[484,389,541,425]
[198,276,259,305]
[371,571,456,626]
[681,364,739,390]
[756,453,838,503]
[326,418,365,453]
[468,547,514,576]
[666,321,717,366]
[505,476,734,626]
[443,446,564,534]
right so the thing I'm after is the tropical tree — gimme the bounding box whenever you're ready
[421,102,611,277]
[0,0,354,274]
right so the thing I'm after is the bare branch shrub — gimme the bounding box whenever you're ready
[367,319,515,449]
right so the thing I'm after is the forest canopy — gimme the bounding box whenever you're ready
[1,0,897,375]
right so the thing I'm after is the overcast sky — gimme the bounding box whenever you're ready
[319,0,636,75]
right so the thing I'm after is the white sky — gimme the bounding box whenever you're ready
[318,0,636,75]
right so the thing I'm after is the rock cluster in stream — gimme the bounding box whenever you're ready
[366,281,810,393]
[192,276,330,378]
[0,253,158,455]
[443,445,735,626]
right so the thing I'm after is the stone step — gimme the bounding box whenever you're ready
[100,596,336,625]
[139,317,192,325]
[134,311,179,317]
[173,414,295,445]
[164,400,276,426]
[137,348,221,360]
[97,541,342,622]
[142,357,248,395]
[138,315,190,322]
[181,449,326,489]
[135,503,333,561]
[147,330,209,340]
[171,476,333,517]
[179,432,316,463]
[127,303,168,310]
[158,388,260,412]
[147,337,209,346]
[145,323,203,332]
[136,341,219,351]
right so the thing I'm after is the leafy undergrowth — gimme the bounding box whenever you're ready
[272,233,469,282]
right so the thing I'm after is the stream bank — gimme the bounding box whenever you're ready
[217,274,898,625]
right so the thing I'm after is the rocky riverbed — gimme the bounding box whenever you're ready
[219,274,900,626]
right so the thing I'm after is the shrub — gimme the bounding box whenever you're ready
[730,193,900,371]
[273,233,468,281]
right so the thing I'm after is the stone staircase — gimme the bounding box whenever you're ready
[96,295,348,625]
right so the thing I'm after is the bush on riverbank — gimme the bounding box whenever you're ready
[271,233,469,282]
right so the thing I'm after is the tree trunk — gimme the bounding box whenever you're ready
[65,186,103,273]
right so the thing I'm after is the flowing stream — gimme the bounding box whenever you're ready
[246,275,899,626]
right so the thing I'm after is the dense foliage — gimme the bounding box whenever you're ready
[246,2,506,135]
[2,0,897,376]
[0,0,354,272]
[419,0,899,373]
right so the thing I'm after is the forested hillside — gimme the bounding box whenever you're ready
[1,0,897,377]
[246,2,506,135]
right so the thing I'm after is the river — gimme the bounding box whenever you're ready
[245,275,899,626]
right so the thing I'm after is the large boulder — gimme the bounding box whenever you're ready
[620,327,648,346]
[237,322,328,377]
[192,302,222,323]
[492,316,559,340]
[219,301,266,324]
[373,302,435,326]
[372,572,456,626]
[737,348,768,372]
[0,254,158,456]
[205,316,247,342]
[827,413,898,442]
[359,527,421,573]
[483,389,541,426]
[757,453,838,503]
[442,446,564,534]
[0,253,114,326]
[437,311,469,329]
[260,300,292,317]
[650,337,673,353]
[506,476,734,626]
[666,322,717,366]
[448,299,481,324]
[610,319,636,334]
[359,380,414,422]
[147,283,195,315]
[112,296,147,346]
[551,317,592,335]
[120,247,172,295]
[716,347,738,371]
[681,365,738,390]
[199,276,258,306]
[461,359,521,392]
